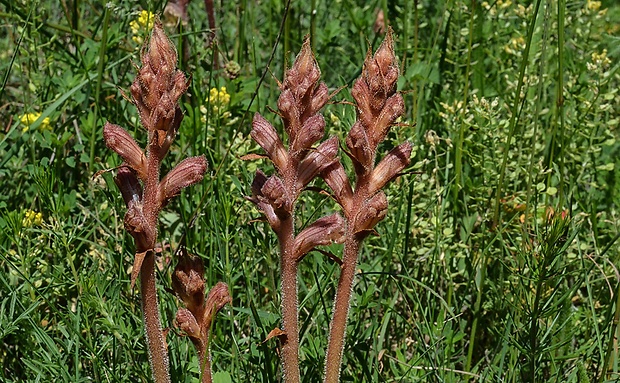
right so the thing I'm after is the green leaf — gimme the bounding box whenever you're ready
[212,371,232,383]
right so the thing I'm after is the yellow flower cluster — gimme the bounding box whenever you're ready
[23,210,43,227]
[130,10,155,44]
[201,87,232,120]
[208,87,231,108]
[504,36,525,55]
[20,112,50,132]
[329,112,341,128]
[587,49,612,71]
[586,0,601,12]
[482,0,513,16]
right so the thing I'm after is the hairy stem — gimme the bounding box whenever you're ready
[139,130,169,382]
[197,340,212,383]
[278,215,300,383]
[141,252,170,383]
[324,236,362,383]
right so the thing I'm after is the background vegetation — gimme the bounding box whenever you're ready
[1,0,619,381]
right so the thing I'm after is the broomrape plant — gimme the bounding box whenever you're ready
[104,15,407,383]
[248,29,410,383]
[103,21,229,383]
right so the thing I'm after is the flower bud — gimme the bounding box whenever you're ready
[176,308,201,339]
[283,35,321,100]
[130,21,189,132]
[321,161,353,211]
[369,94,404,148]
[204,282,232,319]
[290,114,325,155]
[146,22,178,82]
[248,171,281,230]
[172,250,206,313]
[345,122,373,173]
[115,165,143,207]
[309,83,329,117]
[296,136,339,190]
[262,175,292,213]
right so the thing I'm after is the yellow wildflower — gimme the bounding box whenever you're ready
[588,49,612,71]
[23,210,43,227]
[497,0,512,8]
[203,87,231,119]
[329,112,341,128]
[504,36,525,55]
[130,10,155,45]
[208,86,231,105]
[586,0,601,12]
[20,112,51,133]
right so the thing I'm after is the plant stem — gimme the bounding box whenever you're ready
[492,0,542,226]
[278,215,300,383]
[198,340,212,383]
[140,252,170,383]
[601,280,620,381]
[204,0,216,44]
[465,250,487,375]
[453,0,475,204]
[89,6,109,171]
[138,131,169,383]
[555,0,566,207]
[324,236,361,383]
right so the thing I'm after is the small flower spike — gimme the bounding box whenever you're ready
[173,250,231,383]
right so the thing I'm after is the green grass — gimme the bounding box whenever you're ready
[1,0,620,381]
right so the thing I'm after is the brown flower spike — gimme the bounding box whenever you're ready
[173,250,231,383]
[248,36,344,383]
[103,21,207,383]
[322,28,411,383]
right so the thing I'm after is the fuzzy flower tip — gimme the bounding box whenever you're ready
[20,112,50,132]
[130,10,155,44]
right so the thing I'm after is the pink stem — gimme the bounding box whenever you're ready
[278,215,301,383]
[140,252,171,383]
[323,236,361,383]
[139,131,170,383]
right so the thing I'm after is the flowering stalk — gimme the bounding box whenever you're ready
[247,36,343,383]
[103,21,207,383]
[322,29,411,382]
[173,250,231,383]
